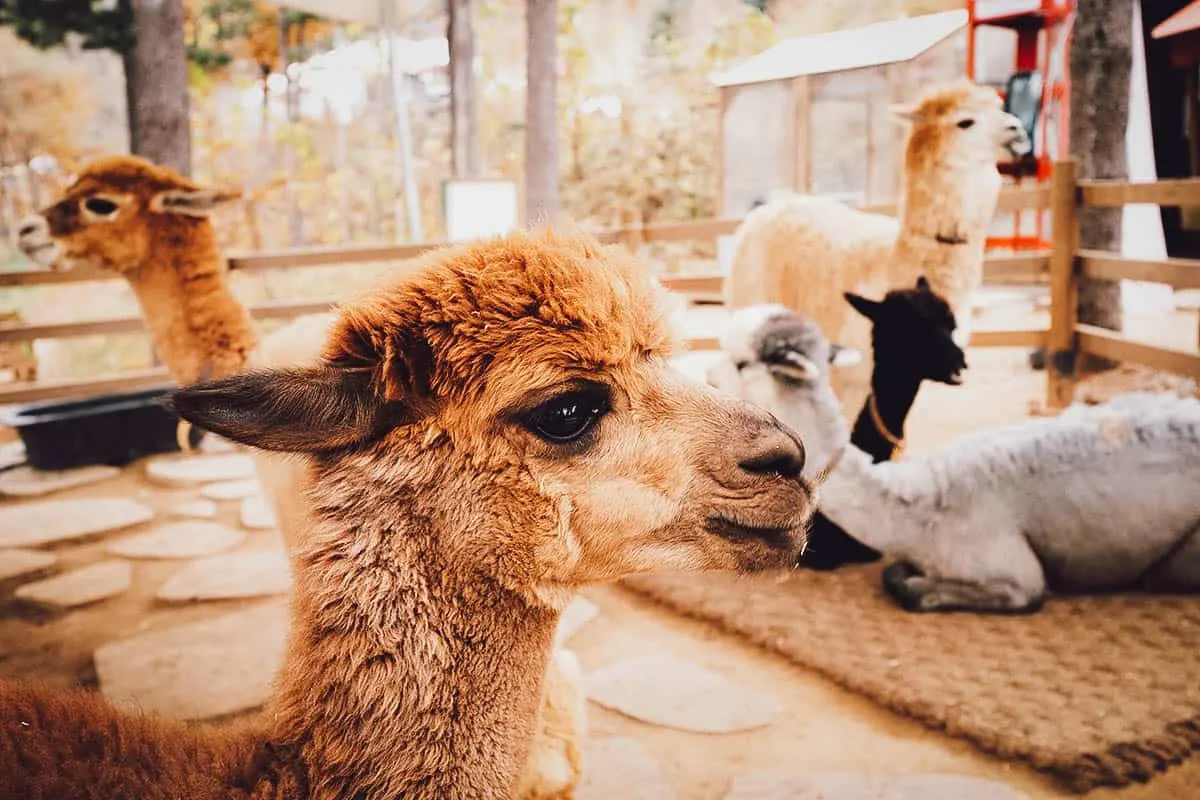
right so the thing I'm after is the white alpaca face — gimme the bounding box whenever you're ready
[893,89,1033,166]
[950,104,1032,164]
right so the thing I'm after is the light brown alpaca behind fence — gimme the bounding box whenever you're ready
[0,228,816,799]
[17,156,256,385]
[725,79,1032,416]
[15,154,585,798]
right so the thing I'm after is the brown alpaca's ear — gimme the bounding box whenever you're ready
[151,187,242,217]
[322,303,435,403]
[171,367,394,452]
[888,103,919,123]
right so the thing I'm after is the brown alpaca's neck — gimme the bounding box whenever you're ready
[267,487,560,800]
[128,218,256,385]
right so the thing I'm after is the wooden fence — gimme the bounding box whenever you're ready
[1043,160,1200,406]
[0,171,1196,408]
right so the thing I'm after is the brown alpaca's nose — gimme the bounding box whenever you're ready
[17,216,45,238]
[737,420,805,480]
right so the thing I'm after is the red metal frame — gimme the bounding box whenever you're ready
[966,0,1074,251]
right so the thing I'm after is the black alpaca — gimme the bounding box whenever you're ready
[799,276,968,571]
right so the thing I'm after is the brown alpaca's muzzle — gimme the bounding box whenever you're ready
[694,408,820,570]
[15,215,64,269]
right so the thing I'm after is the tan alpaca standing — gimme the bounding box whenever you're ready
[17,157,255,384]
[725,79,1031,415]
[1,228,817,799]
[16,156,583,799]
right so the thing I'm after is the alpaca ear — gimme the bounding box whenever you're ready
[171,366,395,453]
[844,292,880,321]
[152,187,242,217]
[915,275,931,291]
[322,304,434,403]
[829,344,862,367]
[889,103,918,123]
[765,350,821,383]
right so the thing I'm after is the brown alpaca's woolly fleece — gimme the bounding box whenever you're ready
[19,156,601,800]
[26,155,256,384]
[2,228,815,799]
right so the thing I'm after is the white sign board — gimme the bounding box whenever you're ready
[443,179,519,243]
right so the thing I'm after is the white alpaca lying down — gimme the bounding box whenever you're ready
[818,393,1200,612]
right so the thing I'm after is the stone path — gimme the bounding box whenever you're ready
[579,737,675,800]
[0,464,120,497]
[0,548,58,581]
[157,550,292,602]
[169,498,218,519]
[94,601,290,720]
[15,560,133,610]
[201,478,262,501]
[145,452,258,486]
[107,520,248,559]
[239,495,278,530]
[0,497,154,548]
[587,655,781,734]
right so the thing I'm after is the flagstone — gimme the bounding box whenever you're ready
[157,551,292,602]
[0,464,120,497]
[0,498,153,549]
[107,521,246,559]
[14,559,132,609]
[95,602,289,720]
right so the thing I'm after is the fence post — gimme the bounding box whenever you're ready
[619,208,644,255]
[1046,159,1079,409]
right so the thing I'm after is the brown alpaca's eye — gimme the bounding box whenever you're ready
[84,197,119,216]
[522,389,609,443]
[956,118,976,129]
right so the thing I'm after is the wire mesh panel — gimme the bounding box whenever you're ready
[721,81,792,217]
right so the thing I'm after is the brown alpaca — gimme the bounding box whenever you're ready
[725,80,1031,416]
[16,155,585,798]
[0,229,815,799]
[16,155,256,385]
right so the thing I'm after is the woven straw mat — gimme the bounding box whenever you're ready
[622,564,1200,794]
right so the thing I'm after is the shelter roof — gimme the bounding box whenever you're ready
[1152,0,1200,39]
[711,9,967,89]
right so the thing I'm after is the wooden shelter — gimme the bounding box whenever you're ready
[712,10,968,217]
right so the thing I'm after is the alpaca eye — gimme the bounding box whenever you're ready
[734,361,749,371]
[84,197,119,216]
[956,118,976,130]
[523,390,609,443]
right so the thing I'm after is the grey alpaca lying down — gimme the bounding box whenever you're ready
[817,392,1200,612]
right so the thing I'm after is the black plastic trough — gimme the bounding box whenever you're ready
[0,386,205,472]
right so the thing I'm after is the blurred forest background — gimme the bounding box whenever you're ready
[0,0,967,382]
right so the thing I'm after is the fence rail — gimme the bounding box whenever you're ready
[1045,162,1200,407]
[1,175,1196,407]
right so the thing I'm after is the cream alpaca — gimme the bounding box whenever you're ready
[724,79,1030,414]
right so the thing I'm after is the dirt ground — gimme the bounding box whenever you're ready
[0,299,1196,799]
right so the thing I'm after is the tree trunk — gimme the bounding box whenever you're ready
[524,0,560,225]
[279,9,305,246]
[121,48,140,156]
[449,0,481,178]
[129,0,192,177]
[1069,0,1130,370]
